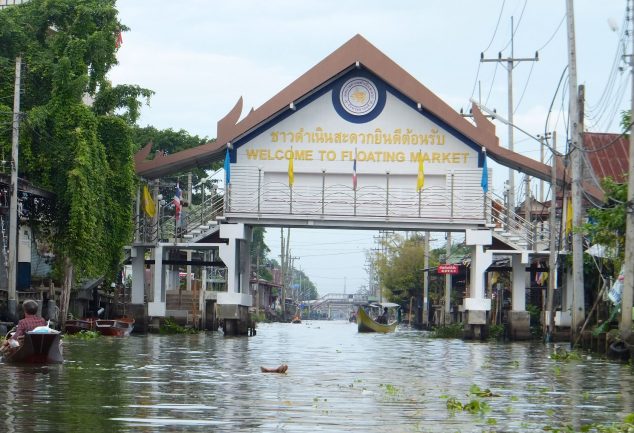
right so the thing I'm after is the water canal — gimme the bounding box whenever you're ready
[1,321,633,433]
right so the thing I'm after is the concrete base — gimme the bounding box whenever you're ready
[7,299,17,323]
[204,300,218,331]
[217,304,253,336]
[466,310,487,325]
[508,310,531,340]
[127,303,148,334]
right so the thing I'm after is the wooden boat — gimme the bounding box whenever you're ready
[357,306,397,333]
[95,317,134,336]
[1,330,63,364]
[64,318,95,334]
[291,315,301,324]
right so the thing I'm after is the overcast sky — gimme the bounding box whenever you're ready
[111,0,630,296]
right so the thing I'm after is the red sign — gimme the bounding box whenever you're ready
[437,264,459,274]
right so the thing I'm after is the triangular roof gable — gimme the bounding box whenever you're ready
[135,34,560,192]
[228,66,487,165]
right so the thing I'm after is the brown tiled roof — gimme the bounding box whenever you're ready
[134,34,600,200]
[583,132,629,184]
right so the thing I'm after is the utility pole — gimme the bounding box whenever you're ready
[481,16,539,211]
[566,0,586,338]
[8,56,22,322]
[423,230,430,326]
[622,0,634,339]
[545,132,557,338]
[444,232,451,324]
[280,228,285,317]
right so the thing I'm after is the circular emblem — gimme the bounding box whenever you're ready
[339,78,378,116]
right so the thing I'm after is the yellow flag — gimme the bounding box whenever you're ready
[565,197,573,234]
[288,148,294,186]
[142,185,156,217]
[416,153,424,192]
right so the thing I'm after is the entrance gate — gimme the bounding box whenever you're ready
[131,35,558,336]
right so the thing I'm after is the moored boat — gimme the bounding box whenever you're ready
[1,329,63,364]
[357,305,398,333]
[95,317,135,337]
[64,318,96,334]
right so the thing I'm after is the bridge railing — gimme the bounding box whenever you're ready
[135,189,225,244]
[226,176,487,223]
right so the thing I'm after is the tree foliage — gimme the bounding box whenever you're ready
[0,0,151,286]
[583,177,627,272]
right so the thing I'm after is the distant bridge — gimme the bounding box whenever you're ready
[306,293,372,319]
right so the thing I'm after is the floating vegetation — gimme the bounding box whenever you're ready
[379,383,400,397]
[550,346,583,361]
[430,322,464,339]
[64,330,100,340]
[469,384,499,398]
[159,318,199,334]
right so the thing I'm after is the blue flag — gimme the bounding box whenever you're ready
[224,149,231,185]
[481,150,488,193]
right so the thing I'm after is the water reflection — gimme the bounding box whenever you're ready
[0,321,632,432]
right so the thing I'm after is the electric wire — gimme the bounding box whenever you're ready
[468,0,506,106]
[484,62,499,107]
[536,14,566,52]
[499,0,528,53]
[513,60,535,114]
[587,13,628,114]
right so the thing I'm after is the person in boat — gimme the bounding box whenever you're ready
[376,307,389,324]
[2,299,46,348]
[260,364,288,373]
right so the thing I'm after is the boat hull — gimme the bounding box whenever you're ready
[95,318,134,337]
[2,332,63,364]
[64,319,95,334]
[357,308,397,333]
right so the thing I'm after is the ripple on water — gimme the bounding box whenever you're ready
[1,321,633,432]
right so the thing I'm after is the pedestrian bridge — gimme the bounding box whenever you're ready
[128,35,572,336]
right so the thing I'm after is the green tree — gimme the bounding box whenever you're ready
[582,177,627,271]
[0,0,152,325]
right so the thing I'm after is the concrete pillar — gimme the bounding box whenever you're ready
[217,223,253,335]
[555,267,573,328]
[463,230,492,326]
[509,252,531,339]
[511,254,527,311]
[148,244,165,316]
[131,248,145,305]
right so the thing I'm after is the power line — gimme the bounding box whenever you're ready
[536,14,566,52]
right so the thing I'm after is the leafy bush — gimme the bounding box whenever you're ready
[159,318,199,334]
[488,324,505,340]
[430,322,464,338]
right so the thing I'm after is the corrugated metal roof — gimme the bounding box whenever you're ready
[583,132,629,184]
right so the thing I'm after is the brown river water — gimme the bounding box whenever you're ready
[1,321,633,433]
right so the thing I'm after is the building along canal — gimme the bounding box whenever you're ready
[1,321,633,433]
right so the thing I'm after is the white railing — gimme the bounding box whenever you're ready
[227,181,487,223]
[485,191,551,251]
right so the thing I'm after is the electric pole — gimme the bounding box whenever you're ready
[423,230,429,326]
[481,16,539,211]
[566,0,586,338]
[444,232,451,324]
[8,56,22,322]
[545,132,557,338]
[621,0,634,339]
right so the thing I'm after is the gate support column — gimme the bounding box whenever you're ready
[217,223,253,336]
[129,246,147,332]
[148,244,165,319]
[464,229,492,337]
[509,253,531,340]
